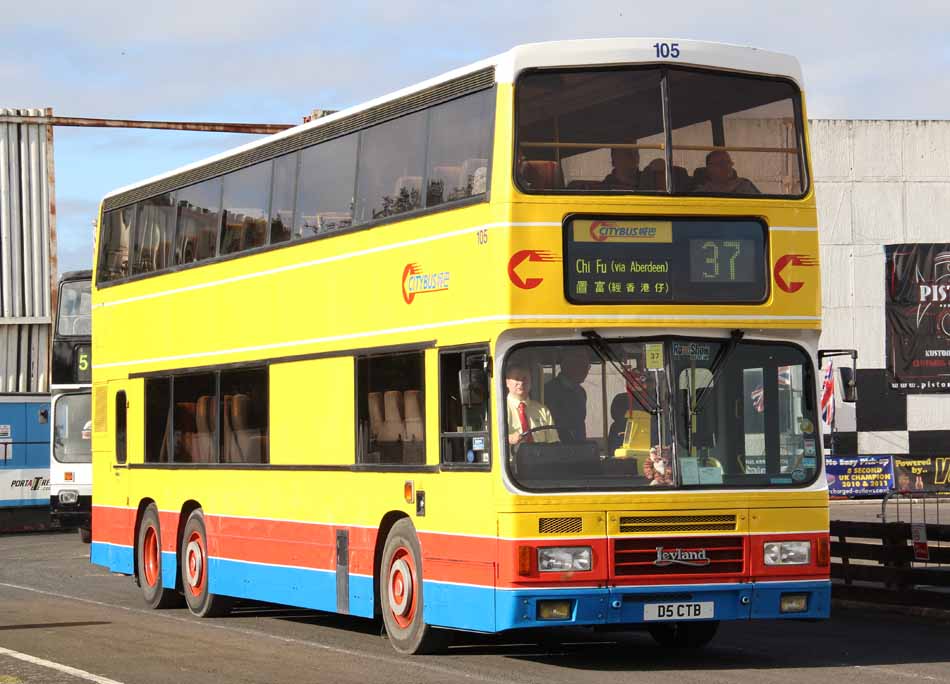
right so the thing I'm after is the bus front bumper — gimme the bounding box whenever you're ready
[49,494,91,527]
[495,580,830,631]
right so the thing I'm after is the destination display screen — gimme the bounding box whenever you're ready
[564,217,768,304]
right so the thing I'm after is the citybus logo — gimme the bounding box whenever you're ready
[589,221,659,242]
[654,546,711,567]
[401,263,450,304]
[774,253,818,293]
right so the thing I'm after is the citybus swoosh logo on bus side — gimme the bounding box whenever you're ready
[774,254,818,294]
[402,263,451,304]
[507,250,561,289]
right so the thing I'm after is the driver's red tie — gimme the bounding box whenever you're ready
[518,401,534,443]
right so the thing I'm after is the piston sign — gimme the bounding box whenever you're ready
[912,522,930,562]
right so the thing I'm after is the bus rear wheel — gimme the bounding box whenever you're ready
[379,518,446,654]
[181,509,232,618]
[647,620,719,648]
[136,504,181,609]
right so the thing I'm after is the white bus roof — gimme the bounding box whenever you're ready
[104,38,803,201]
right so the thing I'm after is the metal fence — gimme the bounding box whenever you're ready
[832,492,950,609]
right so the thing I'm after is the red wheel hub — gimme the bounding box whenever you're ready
[142,525,159,587]
[185,530,206,597]
[387,546,418,629]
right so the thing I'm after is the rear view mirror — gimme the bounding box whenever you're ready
[838,366,857,403]
[818,348,858,404]
[459,369,487,407]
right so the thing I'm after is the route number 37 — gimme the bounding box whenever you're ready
[653,42,681,59]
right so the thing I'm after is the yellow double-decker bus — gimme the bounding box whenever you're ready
[91,38,829,654]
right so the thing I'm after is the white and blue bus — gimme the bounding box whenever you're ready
[49,270,93,541]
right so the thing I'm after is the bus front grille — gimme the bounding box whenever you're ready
[613,536,744,577]
[618,514,737,533]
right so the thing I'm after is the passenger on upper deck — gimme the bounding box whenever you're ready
[694,150,760,194]
[602,147,641,189]
[506,364,557,445]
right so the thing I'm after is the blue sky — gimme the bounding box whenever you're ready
[3,1,948,273]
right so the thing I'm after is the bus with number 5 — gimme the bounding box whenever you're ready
[91,38,829,654]
[50,270,93,541]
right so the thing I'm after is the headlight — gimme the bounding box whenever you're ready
[538,546,592,572]
[58,490,79,505]
[764,541,811,565]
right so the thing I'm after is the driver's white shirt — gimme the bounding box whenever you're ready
[506,394,558,443]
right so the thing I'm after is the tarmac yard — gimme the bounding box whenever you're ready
[0,530,947,684]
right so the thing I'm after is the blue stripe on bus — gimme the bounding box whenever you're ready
[423,581,496,632]
[208,557,375,619]
[162,551,177,588]
[90,541,134,575]
[0,498,47,508]
[90,544,830,633]
[492,580,830,631]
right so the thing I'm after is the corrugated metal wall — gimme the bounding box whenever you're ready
[0,108,55,393]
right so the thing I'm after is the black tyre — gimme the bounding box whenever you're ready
[647,620,719,648]
[78,526,91,544]
[379,518,447,654]
[181,509,232,618]
[136,504,181,609]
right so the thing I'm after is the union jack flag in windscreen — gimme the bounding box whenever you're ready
[750,366,793,413]
[820,363,835,427]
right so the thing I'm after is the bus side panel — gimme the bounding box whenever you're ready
[0,398,50,509]
[90,504,135,574]
[418,531,497,632]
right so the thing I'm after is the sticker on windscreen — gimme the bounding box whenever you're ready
[800,418,815,434]
[791,468,808,482]
[672,342,713,361]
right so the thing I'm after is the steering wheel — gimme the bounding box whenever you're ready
[516,425,561,442]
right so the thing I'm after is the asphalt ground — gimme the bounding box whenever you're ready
[0,530,948,684]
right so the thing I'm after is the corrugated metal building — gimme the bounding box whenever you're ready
[0,108,56,391]
[0,108,55,517]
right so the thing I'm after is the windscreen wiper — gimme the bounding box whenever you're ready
[581,330,658,415]
[690,329,744,418]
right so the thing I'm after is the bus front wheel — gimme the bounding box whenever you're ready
[647,620,719,648]
[181,509,232,618]
[379,518,446,654]
[136,504,181,609]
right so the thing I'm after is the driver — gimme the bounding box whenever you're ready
[505,364,558,445]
